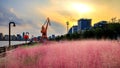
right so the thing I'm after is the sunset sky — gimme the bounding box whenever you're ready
[0,0,120,37]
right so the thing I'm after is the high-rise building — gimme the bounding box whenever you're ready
[17,34,22,41]
[52,35,55,39]
[68,26,78,34]
[37,36,41,41]
[11,35,17,41]
[78,19,91,31]
[0,33,3,40]
[49,36,52,39]
[4,35,9,41]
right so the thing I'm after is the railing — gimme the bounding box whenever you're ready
[0,47,6,58]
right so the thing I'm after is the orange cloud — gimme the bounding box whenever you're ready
[35,0,120,28]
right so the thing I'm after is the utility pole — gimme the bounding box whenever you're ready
[66,21,69,33]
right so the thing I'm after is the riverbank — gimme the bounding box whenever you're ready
[0,41,27,47]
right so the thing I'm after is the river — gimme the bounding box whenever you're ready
[0,41,27,47]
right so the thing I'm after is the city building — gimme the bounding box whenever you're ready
[11,35,17,41]
[94,21,107,28]
[68,28,72,34]
[49,35,55,40]
[37,36,41,41]
[68,26,78,34]
[51,34,55,39]
[78,19,91,31]
[49,36,52,39]
[4,35,9,41]
[4,35,16,41]
[0,33,3,40]
[17,34,22,41]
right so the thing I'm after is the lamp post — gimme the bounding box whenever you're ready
[66,21,69,33]
[9,22,16,48]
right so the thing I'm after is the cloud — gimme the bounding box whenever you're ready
[1,0,120,37]
[48,21,66,35]
[0,7,24,26]
[0,5,62,36]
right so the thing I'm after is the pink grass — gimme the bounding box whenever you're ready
[1,40,120,68]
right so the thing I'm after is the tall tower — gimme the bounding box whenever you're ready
[66,21,69,33]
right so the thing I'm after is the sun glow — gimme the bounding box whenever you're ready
[71,3,93,13]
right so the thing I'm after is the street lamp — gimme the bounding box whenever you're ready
[9,22,16,48]
[66,21,69,33]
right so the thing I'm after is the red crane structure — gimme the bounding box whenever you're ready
[41,17,51,41]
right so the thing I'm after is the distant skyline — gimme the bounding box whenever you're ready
[0,0,120,36]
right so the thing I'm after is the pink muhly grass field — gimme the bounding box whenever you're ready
[1,40,120,68]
